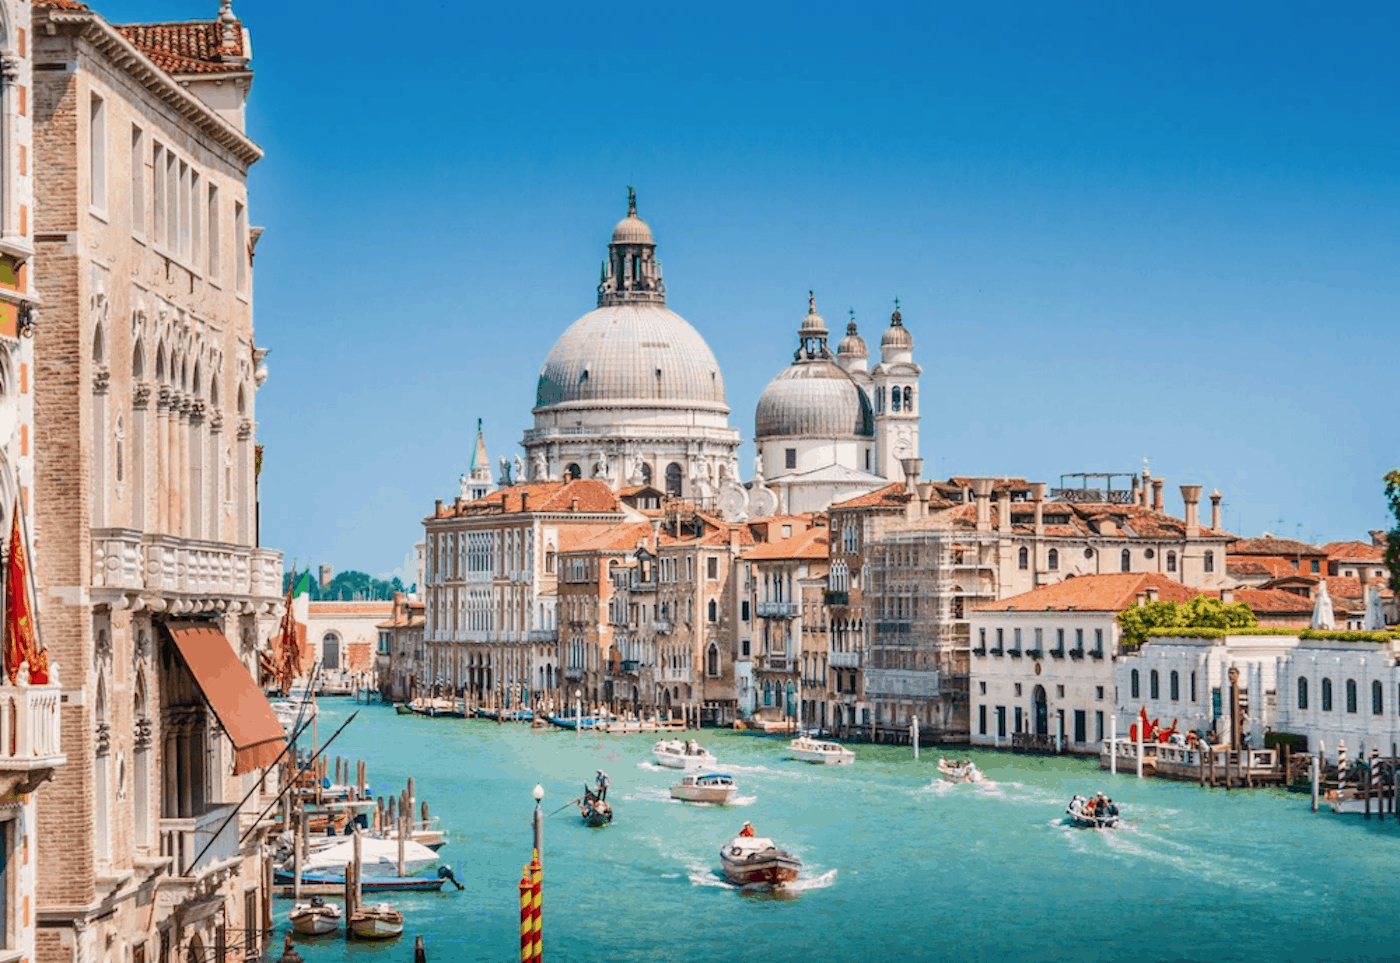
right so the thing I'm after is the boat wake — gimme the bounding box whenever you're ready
[622,786,677,805]
[786,868,837,892]
[731,795,758,807]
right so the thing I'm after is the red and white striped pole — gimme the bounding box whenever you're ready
[1337,740,1348,794]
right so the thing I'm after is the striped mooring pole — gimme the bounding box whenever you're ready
[1337,740,1348,794]
[518,848,542,963]
[1372,747,1382,820]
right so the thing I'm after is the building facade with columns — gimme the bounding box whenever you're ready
[31,4,285,963]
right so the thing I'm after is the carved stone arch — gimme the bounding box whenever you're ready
[155,342,167,384]
[191,360,202,398]
[92,319,106,365]
[132,337,145,379]
[236,382,246,416]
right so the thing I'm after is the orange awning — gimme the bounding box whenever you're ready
[166,621,286,775]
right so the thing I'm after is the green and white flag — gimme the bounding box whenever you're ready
[291,569,312,624]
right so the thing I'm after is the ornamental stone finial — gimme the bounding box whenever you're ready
[627,186,637,217]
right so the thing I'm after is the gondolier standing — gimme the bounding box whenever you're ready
[595,769,610,801]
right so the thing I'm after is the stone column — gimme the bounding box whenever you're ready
[157,387,172,533]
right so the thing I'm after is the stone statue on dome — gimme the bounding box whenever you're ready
[498,456,513,487]
[513,454,525,483]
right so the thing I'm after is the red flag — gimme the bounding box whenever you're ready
[3,511,47,684]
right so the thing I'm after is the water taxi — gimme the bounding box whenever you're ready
[788,735,854,765]
[719,831,802,887]
[670,772,738,805]
[654,738,718,769]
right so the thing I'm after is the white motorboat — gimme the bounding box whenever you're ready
[1066,794,1120,828]
[288,897,342,936]
[301,838,438,877]
[653,738,718,769]
[788,735,855,766]
[670,772,738,805]
[936,757,989,784]
[349,902,403,940]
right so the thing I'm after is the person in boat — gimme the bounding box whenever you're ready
[595,769,610,801]
[1105,798,1118,817]
[739,821,755,837]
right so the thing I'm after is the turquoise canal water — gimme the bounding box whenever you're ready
[277,700,1400,963]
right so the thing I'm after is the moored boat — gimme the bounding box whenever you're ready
[288,897,342,936]
[654,738,718,769]
[300,838,438,877]
[719,831,802,887]
[579,785,612,827]
[670,772,738,805]
[349,903,404,940]
[936,757,988,784]
[273,869,452,893]
[788,735,854,766]
[1066,794,1120,828]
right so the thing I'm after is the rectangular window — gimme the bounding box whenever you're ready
[191,172,202,269]
[1095,710,1104,742]
[1074,709,1086,743]
[1013,628,1022,647]
[707,556,718,579]
[1095,685,1104,700]
[130,126,144,234]
[979,681,986,694]
[1014,706,1023,733]
[741,600,750,621]
[978,704,987,736]
[1076,628,1084,648]
[1094,628,1104,654]
[178,161,190,257]
[235,200,248,292]
[1311,560,1320,573]
[89,95,107,212]
[243,889,259,958]
[785,448,796,470]
[165,151,178,249]
[997,706,1007,738]
[741,639,750,657]
[208,185,220,279]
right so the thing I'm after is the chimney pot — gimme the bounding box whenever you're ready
[1220,588,1234,604]
[1145,586,1159,602]
[1180,485,1203,538]
[1152,478,1164,512]
[434,499,443,516]
[570,497,579,512]
[1136,592,1146,607]
[521,492,529,512]
[1209,489,1222,531]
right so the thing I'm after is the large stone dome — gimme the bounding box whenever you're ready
[534,303,728,411]
[755,361,874,439]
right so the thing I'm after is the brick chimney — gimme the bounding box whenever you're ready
[1152,478,1164,512]
[435,499,443,516]
[650,519,661,553]
[1181,485,1203,539]
[1145,585,1159,602]
[1220,588,1234,604]
[1136,592,1146,607]
[996,489,1011,532]
[973,478,993,533]
[1210,490,1222,530]
[570,497,580,512]
[1032,482,1047,536]
[521,492,529,512]
[901,458,924,520]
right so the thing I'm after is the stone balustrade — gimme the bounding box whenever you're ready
[91,530,284,604]
[830,650,861,668]
[0,663,64,770]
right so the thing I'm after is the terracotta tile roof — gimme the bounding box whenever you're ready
[972,572,1200,613]
[35,0,90,8]
[1257,574,1395,607]
[743,526,830,562]
[1322,540,1387,563]
[445,479,621,517]
[563,523,655,554]
[1227,556,1299,579]
[829,483,910,510]
[114,20,249,75]
[929,501,1229,541]
[309,601,393,616]
[1228,536,1321,557]
[1231,587,1314,614]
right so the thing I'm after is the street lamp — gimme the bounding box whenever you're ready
[532,784,544,863]
[575,689,582,741]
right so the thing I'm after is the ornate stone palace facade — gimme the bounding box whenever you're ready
[32,5,285,963]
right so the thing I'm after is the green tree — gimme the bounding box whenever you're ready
[1117,595,1258,644]
[1385,469,1400,597]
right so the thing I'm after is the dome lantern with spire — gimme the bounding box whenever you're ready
[598,187,665,305]
[755,293,874,440]
[836,311,869,372]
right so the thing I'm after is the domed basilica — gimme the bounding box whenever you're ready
[519,191,921,517]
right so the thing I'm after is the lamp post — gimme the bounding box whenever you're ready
[575,689,582,741]
[532,784,544,864]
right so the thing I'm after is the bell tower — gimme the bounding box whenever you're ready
[872,302,921,479]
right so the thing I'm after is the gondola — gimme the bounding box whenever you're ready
[579,784,612,827]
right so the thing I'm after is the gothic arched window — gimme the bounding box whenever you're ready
[1346,679,1358,714]
[1297,677,1308,710]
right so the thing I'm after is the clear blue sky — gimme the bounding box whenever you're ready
[120,1,1400,580]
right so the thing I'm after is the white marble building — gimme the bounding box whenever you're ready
[522,190,741,505]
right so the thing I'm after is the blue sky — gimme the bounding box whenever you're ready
[117,1,1400,580]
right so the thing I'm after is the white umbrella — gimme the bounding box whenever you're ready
[1310,580,1335,631]
[1364,586,1386,631]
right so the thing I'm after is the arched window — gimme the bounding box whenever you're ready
[1204,550,1215,573]
[1346,679,1358,714]
[707,644,719,677]
[1120,549,1131,572]
[707,599,717,623]
[875,386,884,412]
[903,386,912,411]
[1130,669,1140,699]
[1170,670,1179,701]
[322,632,340,670]
[1373,679,1384,716]
[665,462,683,496]
[1166,551,1177,573]
[1322,678,1333,712]
[891,386,901,412]
[1297,677,1308,710]
[564,463,581,481]
[1149,669,1159,700]
[1018,547,1029,570]
[1047,549,1059,571]
[639,463,652,486]
[132,339,145,378]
